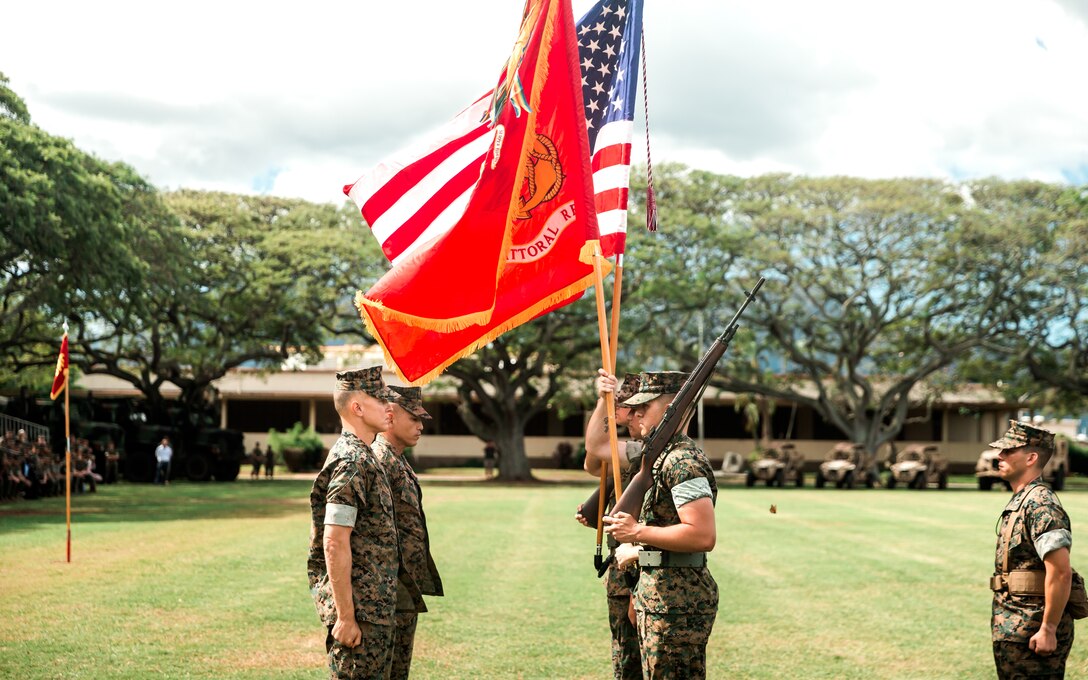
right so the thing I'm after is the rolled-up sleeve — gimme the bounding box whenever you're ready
[325,503,358,527]
[671,477,712,508]
[1035,529,1072,560]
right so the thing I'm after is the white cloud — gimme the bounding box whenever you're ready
[3,0,1086,204]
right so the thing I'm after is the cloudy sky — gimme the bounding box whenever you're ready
[4,0,1087,204]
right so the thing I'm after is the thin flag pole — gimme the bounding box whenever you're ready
[591,247,624,494]
[595,253,625,535]
[594,465,608,551]
[61,320,71,563]
[609,254,623,372]
[596,252,631,528]
[65,373,71,563]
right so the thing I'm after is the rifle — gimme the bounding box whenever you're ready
[580,277,765,542]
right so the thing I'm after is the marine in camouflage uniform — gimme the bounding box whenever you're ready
[989,420,1075,679]
[308,367,400,680]
[583,372,645,680]
[608,371,719,680]
[373,385,443,680]
[605,446,644,679]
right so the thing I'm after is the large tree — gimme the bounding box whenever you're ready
[1,73,164,363]
[628,170,1042,454]
[443,297,605,481]
[1019,185,1088,405]
[64,191,380,416]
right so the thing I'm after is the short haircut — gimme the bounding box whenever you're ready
[1029,445,1053,469]
[333,389,358,415]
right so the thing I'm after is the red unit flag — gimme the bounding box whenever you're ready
[50,333,69,400]
[355,0,604,384]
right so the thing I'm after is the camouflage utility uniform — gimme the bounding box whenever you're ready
[605,441,644,680]
[374,433,442,680]
[992,478,1074,678]
[308,431,400,680]
[633,432,718,680]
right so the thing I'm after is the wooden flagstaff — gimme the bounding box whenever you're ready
[594,464,609,551]
[591,246,624,494]
[593,252,626,546]
[51,321,72,563]
[64,368,71,563]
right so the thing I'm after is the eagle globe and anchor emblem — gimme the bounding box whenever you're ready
[506,132,580,264]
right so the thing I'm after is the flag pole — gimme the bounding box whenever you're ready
[609,255,623,371]
[65,370,71,563]
[594,252,625,551]
[61,320,71,563]
[591,247,624,494]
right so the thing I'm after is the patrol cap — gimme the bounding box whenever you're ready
[614,373,641,405]
[989,419,1055,453]
[622,371,689,406]
[335,367,397,401]
[389,385,431,420]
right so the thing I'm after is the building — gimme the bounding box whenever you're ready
[74,345,1020,472]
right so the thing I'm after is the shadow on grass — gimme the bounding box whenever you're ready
[0,479,316,529]
[418,476,597,487]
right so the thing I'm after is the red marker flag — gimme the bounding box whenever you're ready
[50,332,69,400]
[354,0,603,384]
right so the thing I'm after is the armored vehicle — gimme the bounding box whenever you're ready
[114,400,245,482]
[976,437,1069,491]
[746,442,805,487]
[815,442,879,489]
[887,444,948,489]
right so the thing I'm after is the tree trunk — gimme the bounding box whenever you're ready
[495,431,533,481]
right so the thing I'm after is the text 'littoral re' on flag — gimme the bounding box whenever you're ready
[351,0,609,385]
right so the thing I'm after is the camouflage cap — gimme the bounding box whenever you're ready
[614,373,642,405]
[335,366,397,401]
[989,419,1055,453]
[388,385,431,420]
[622,371,689,406]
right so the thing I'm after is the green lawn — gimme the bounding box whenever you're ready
[2,478,1087,679]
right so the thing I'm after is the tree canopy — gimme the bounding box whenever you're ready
[0,80,166,361]
[4,65,1085,470]
[63,191,378,414]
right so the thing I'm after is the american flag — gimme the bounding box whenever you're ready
[579,0,643,257]
[345,0,644,265]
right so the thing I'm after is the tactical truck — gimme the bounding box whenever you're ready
[746,442,805,487]
[886,444,948,489]
[815,442,880,489]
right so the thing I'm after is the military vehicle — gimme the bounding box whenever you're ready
[107,399,245,482]
[976,437,1069,491]
[745,442,805,487]
[815,442,879,489]
[3,392,244,482]
[886,444,948,489]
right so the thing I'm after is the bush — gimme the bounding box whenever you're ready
[267,422,324,468]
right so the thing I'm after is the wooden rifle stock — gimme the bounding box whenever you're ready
[610,277,765,519]
[581,476,614,530]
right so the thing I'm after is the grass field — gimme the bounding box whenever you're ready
[2,475,1088,679]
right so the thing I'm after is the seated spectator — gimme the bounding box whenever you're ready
[73,450,102,494]
[21,448,42,500]
[0,451,13,501]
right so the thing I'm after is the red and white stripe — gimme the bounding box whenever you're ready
[344,95,493,265]
[346,97,634,264]
[591,119,634,256]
